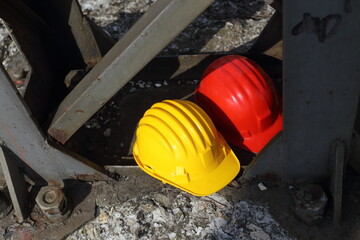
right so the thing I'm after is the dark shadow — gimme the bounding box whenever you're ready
[62,179,92,210]
[1,145,47,186]
[1,0,89,126]
[195,92,248,152]
[67,82,197,166]
[230,144,256,166]
[0,145,44,220]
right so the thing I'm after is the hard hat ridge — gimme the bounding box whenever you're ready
[133,99,240,196]
[195,55,283,153]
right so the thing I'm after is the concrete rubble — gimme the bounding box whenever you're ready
[66,188,295,240]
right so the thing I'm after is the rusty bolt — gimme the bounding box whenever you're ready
[294,184,327,223]
[35,186,69,222]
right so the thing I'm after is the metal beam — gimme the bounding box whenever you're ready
[0,65,106,184]
[68,0,103,66]
[0,146,28,223]
[48,0,215,143]
[244,0,360,180]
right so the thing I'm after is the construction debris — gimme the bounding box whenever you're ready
[66,188,295,240]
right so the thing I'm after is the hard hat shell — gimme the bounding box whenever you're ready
[133,100,240,196]
[195,55,282,153]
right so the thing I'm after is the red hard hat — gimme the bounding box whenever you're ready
[195,55,282,153]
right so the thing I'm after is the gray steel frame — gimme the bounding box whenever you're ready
[244,0,360,181]
[0,65,106,184]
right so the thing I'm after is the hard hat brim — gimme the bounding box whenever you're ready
[240,113,283,153]
[180,149,240,196]
[133,144,240,197]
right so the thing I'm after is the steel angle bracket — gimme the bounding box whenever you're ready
[0,65,107,184]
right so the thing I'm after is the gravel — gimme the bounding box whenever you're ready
[78,0,274,54]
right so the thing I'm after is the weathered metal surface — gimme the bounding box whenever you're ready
[48,0,215,143]
[330,140,345,225]
[0,146,28,223]
[244,0,360,181]
[0,65,107,183]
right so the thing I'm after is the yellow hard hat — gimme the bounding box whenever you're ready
[133,100,240,196]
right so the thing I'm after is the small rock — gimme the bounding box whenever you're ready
[129,87,137,93]
[152,207,168,223]
[97,211,109,224]
[137,80,145,88]
[168,232,177,239]
[258,182,268,191]
[103,128,112,137]
[153,193,171,207]
[247,224,270,240]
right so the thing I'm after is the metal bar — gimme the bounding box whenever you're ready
[0,65,107,183]
[68,0,103,66]
[0,145,28,223]
[330,140,345,225]
[244,0,360,181]
[48,0,215,144]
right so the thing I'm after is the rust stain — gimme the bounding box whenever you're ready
[75,109,84,113]
[48,180,64,188]
[48,128,69,144]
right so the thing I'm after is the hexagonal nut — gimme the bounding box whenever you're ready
[35,186,66,216]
